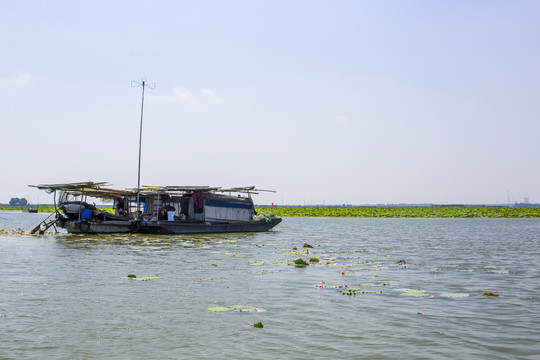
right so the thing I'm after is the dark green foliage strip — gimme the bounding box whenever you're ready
[256,206,540,218]
[0,206,114,213]
[2,205,538,218]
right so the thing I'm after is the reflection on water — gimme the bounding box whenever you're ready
[1,212,539,359]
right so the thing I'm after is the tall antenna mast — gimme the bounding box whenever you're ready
[131,78,156,215]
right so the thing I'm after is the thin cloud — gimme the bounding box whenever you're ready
[170,87,195,102]
[1,72,32,85]
[151,87,196,103]
[152,87,224,104]
[202,88,224,103]
[335,115,349,123]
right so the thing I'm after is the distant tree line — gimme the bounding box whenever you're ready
[9,197,28,206]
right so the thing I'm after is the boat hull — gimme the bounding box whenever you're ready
[63,220,133,234]
[138,218,282,234]
[61,218,281,234]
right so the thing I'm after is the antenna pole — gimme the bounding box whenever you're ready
[137,80,145,213]
[132,78,156,217]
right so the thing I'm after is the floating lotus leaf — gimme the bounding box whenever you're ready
[269,260,289,266]
[145,246,163,250]
[294,259,309,268]
[253,322,263,328]
[207,305,266,312]
[207,306,232,312]
[122,275,158,281]
[379,281,399,286]
[341,288,382,296]
[439,293,470,298]
[247,260,265,266]
[400,289,430,297]
[247,270,273,274]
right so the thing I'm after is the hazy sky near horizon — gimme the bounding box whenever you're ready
[1,0,539,205]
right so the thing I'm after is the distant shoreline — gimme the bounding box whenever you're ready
[3,206,539,218]
[255,206,540,218]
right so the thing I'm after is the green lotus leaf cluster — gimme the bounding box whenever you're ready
[255,206,540,218]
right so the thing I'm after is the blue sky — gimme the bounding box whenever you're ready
[1,1,539,205]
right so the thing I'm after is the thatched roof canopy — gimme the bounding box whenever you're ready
[29,181,134,199]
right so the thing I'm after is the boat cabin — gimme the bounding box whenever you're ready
[132,187,256,223]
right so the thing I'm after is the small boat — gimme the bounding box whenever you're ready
[29,182,281,234]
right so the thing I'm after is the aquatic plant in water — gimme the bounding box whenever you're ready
[293,259,309,268]
[207,305,266,312]
[342,288,383,296]
[400,289,430,297]
[122,274,158,281]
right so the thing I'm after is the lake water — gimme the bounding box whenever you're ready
[1,211,539,359]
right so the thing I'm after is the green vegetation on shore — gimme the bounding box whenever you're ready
[255,206,540,218]
[2,205,539,218]
[0,206,114,213]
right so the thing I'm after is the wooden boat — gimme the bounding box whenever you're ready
[29,182,281,234]
[29,82,281,235]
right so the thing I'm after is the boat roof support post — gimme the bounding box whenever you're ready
[78,188,84,221]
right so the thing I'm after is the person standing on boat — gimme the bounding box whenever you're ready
[116,199,126,216]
